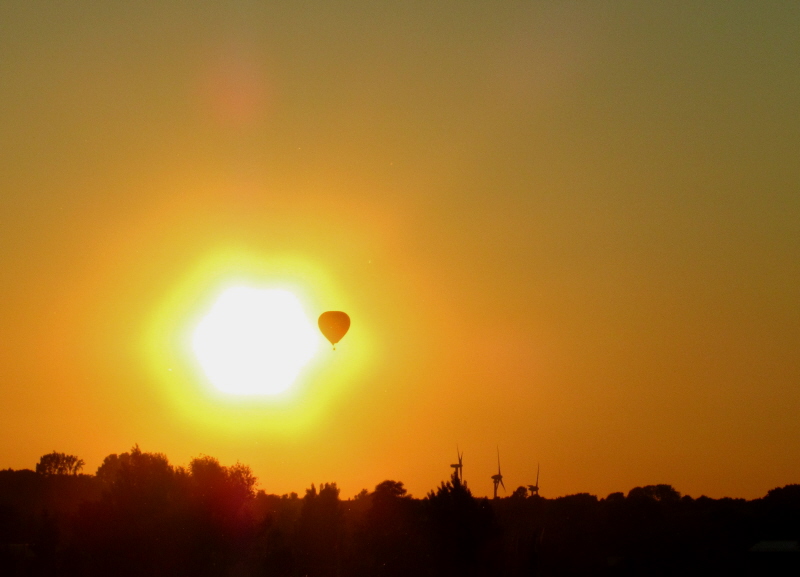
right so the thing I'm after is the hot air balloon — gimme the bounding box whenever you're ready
[318,311,350,349]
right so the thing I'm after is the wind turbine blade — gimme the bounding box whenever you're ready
[536,463,540,486]
[500,479,505,490]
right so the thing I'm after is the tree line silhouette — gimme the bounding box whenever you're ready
[1,447,798,576]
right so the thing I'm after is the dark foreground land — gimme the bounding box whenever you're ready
[1,447,799,576]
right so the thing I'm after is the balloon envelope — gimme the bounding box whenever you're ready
[318,311,350,347]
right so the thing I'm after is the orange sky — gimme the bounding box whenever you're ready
[1,1,798,500]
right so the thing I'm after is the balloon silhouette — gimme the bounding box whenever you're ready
[318,311,350,349]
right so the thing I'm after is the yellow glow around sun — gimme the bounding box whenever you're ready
[192,287,318,395]
[142,249,375,437]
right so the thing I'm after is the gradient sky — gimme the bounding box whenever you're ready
[1,1,798,500]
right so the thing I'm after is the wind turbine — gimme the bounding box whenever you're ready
[528,463,540,496]
[450,446,463,482]
[491,447,505,499]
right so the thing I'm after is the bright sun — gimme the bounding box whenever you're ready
[192,287,319,395]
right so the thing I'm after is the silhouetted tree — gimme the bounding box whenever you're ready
[182,455,258,575]
[35,451,84,475]
[541,493,603,575]
[75,445,184,576]
[627,484,681,503]
[426,472,495,576]
[758,484,800,542]
[511,486,529,500]
[356,480,423,577]
[250,490,302,577]
[589,484,687,575]
[298,482,343,577]
[490,487,546,576]
[9,446,800,577]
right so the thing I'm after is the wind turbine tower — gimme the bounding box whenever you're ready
[450,447,463,482]
[491,447,505,499]
[528,463,540,496]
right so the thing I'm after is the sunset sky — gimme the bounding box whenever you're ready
[1,1,798,500]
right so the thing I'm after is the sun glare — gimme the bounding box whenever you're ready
[192,287,318,395]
